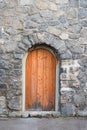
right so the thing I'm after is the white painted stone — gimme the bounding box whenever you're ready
[20,0,34,5]
[56,0,68,4]
[49,2,58,11]
[46,26,61,36]
[0,96,6,109]
[36,0,48,9]
[61,88,75,92]
[59,33,69,40]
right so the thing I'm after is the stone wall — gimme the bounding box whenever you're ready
[0,0,87,117]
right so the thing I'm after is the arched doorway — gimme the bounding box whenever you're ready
[25,47,58,111]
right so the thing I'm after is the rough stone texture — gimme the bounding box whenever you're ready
[0,0,87,117]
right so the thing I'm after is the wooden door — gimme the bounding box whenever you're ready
[25,48,57,111]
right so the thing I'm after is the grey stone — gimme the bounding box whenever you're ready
[9,69,22,77]
[18,43,28,51]
[81,20,87,27]
[8,111,21,117]
[14,53,23,60]
[60,50,72,59]
[20,0,34,5]
[80,0,87,8]
[8,96,21,111]
[70,46,83,54]
[40,10,53,20]
[61,103,75,116]
[73,94,86,109]
[59,16,67,23]
[78,110,87,116]
[65,40,73,48]
[47,20,60,26]
[0,109,8,115]
[81,28,87,38]
[69,34,80,39]
[67,8,78,20]
[28,34,39,44]
[10,81,22,89]
[24,21,37,29]
[6,28,17,35]
[28,14,43,24]
[78,8,87,19]
[0,33,9,40]
[69,0,79,7]
[39,24,48,32]
[0,96,6,109]
[0,1,6,8]
[68,25,82,33]
[0,69,5,76]
[77,72,87,82]
[0,84,7,89]
[79,57,87,67]
[0,60,9,69]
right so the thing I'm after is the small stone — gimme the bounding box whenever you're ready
[78,8,87,19]
[81,28,87,38]
[20,0,34,5]
[81,20,87,27]
[29,14,43,24]
[24,21,38,29]
[70,45,83,54]
[56,0,68,4]
[69,34,80,39]
[39,24,48,32]
[69,0,79,7]
[49,2,57,11]
[0,96,6,109]
[36,0,48,10]
[46,26,61,36]
[8,96,21,111]
[60,50,72,59]
[40,10,53,20]
[61,103,76,116]
[80,0,87,8]
[73,94,86,109]
[9,111,21,117]
[67,8,78,20]
[6,28,17,35]
[59,33,69,40]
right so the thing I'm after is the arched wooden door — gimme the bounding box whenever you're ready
[25,48,57,111]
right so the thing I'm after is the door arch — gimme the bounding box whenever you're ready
[25,48,58,111]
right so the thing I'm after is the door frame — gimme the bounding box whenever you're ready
[22,45,60,112]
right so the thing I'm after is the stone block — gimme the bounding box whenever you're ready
[80,0,87,8]
[40,10,53,20]
[36,0,48,10]
[20,0,34,5]
[8,96,21,111]
[48,2,57,11]
[73,94,86,109]
[56,0,68,4]
[59,33,69,40]
[24,21,38,29]
[60,50,72,59]
[69,0,79,7]
[0,96,6,109]
[46,26,61,36]
[67,8,78,20]
[81,20,87,27]
[78,9,87,19]
[29,14,43,24]
[61,103,76,116]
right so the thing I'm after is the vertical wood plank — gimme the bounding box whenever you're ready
[26,48,57,111]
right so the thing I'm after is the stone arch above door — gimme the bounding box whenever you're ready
[17,32,72,60]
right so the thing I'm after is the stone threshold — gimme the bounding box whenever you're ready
[22,111,61,118]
